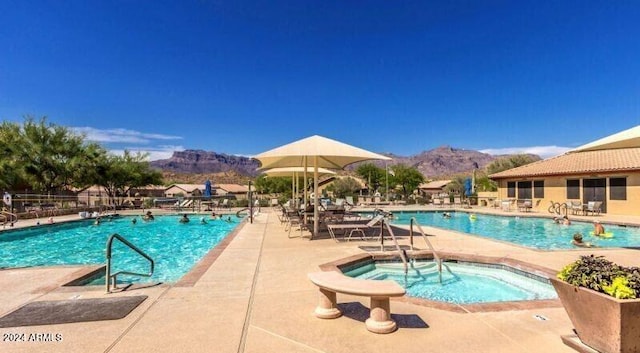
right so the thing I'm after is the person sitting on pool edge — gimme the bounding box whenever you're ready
[572,233,594,248]
[179,214,190,223]
[593,220,606,236]
[143,211,155,221]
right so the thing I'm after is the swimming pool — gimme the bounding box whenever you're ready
[0,215,240,283]
[343,260,557,304]
[389,211,640,250]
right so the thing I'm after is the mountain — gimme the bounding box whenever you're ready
[150,150,260,176]
[151,147,541,181]
[399,146,498,177]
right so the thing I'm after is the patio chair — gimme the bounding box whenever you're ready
[585,201,602,216]
[569,201,584,215]
[326,215,385,242]
[220,199,229,208]
[517,199,532,212]
[453,196,462,207]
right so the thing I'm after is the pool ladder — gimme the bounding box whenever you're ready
[409,218,443,283]
[379,220,409,276]
[0,211,18,228]
[106,233,154,293]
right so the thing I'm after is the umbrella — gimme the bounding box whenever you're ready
[254,135,390,237]
[261,167,337,209]
[204,179,212,198]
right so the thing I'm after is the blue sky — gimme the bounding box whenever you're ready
[1,1,639,160]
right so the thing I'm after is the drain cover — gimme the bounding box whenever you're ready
[533,314,548,321]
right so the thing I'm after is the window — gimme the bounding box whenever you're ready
[610,177,627,200]
[566,179,580,199]
[507,182,516,198]
[517,181,532,199]
[534,180,544,198]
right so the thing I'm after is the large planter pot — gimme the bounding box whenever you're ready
[550,277,640,353]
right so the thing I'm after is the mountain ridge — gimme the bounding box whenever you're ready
[150,147,541,179]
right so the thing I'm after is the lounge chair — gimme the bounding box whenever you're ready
[220,199,229,208]
[453,197,462,207]
[172,199,192,211]
[326,215,385,242]
[432,198,442,207]
[442,198,451,207]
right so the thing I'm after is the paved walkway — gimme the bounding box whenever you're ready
[1,206,639,352]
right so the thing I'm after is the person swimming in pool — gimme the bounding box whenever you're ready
[143,211,155,221]
[593,220,606,236]
[442,212,451,219]
[572,233,594,248]
[200,216,208,224]
[179,214,190,223]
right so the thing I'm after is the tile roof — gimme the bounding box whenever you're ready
[215,184,250,193]
[418,180,452,189]
[489,148,640,179]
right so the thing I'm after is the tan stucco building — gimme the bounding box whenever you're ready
[489,125,640,216]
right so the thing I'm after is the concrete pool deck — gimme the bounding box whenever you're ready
[1,206,639,352]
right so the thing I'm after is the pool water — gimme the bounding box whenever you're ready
[0,215,240,283]
[389,211,640,250]
[344,261,557,304]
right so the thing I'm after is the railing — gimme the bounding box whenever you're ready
[380,220,408,275]
[409,217,443,283]
[0,211,18,227]
[105,233,154,293]
[100,204,117,215]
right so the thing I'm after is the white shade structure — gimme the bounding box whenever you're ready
[571,125,640,153]
[254,135,391,237]
[260,167,336,177]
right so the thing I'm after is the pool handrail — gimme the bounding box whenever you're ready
[380,220,408,276]
[106,233,155,293]
[409,217,443,283]
[0,210,18,227]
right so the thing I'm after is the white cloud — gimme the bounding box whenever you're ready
[108,145,185,161]
[73,127,182,144]
[479,145,571,159]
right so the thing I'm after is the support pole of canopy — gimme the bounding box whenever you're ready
[313,156,319,238]
[291,172,295,208]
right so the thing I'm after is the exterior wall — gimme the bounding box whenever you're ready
[495,172,640,216]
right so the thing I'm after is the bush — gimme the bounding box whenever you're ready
[558,255,640,299]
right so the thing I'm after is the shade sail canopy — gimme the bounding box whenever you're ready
[260,167,336,177]
[571,125,640,153]
[253,135,390,238]
[253,135,391,170]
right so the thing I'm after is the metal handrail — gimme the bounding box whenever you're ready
[1,211,18,227]
[409,217,443,283]
[381,220,408,275]
[105,233,154,293]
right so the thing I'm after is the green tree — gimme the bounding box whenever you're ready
[0,121,27,190]
[390,164,425,199]
[355,163,385,193]
[12,117,105,193]
[254,175,293,198]
[326,177,361,198]
[95,151,163,204]
[486,154,540,175]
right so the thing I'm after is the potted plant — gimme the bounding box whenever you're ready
[550,255,640,353]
